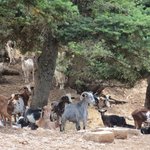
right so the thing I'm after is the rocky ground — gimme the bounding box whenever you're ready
[0,63,150,150]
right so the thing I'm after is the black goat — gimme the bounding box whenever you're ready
[50,95,73,122]
[17,116,29,128]
[141,126,150,134]
[17,107,43,130]
[98,109,134,128]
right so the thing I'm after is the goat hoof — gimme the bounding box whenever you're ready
[60,127,64,132]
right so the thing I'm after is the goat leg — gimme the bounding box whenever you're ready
[76,122,81,131]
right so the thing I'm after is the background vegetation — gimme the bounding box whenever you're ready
[65,0,150,88]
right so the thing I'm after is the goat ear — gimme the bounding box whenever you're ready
[104,109,107,113]
[98,109,101,113]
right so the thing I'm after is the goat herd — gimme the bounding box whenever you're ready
[0,84,150,135]
[0,40,150,135]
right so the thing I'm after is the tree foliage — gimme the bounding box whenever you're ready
[0,0,79,51]
[0,0,150,107]
[62,0,150,87]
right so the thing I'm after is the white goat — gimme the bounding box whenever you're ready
[60,92,96,131]
[11,94,25,114]
[5,40,16,64]
[21,56,34,83]
[54,69,67,90]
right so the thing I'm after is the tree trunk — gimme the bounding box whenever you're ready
[30,34,58,109]
[144,77,150,109]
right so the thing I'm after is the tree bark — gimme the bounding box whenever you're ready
[144,77,150,109]
[30,33,58,109]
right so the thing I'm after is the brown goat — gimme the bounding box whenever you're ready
[131,107,150,129]
[36,106,59,130]
[0,95,12,126]
[6,85,33,124]
[19,86,33,106]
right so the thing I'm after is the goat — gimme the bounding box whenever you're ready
[7,85,33,123]
[0,95,12,126]
[19,85,34,107]
[95,94,127,110]
[95,94,111,109]
[141,126,150,134]
[35,106,59,129]
[50,95,72,118]
[50,95,73,124]
[5,40,16,64]
[20,107,43,130]
[60,92,95,131]
[17,116,29,128]
[50,101,59,122]
[8,93,25,122]
[98,109,134,128]
[21,56,34,83]
[17,106,46,130]
[131,108,150,129]
[0,85,33,126]
[54,69,67,89]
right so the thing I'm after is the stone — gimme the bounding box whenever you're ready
[83,131,114,143]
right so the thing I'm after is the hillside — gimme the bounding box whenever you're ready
[0,64,150,150]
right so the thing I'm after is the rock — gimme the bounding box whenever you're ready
[83,131,114,143]
[113,128,128,139]
[128,128,141,136]
[92,127,128,139]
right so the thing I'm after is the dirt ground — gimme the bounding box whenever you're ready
[0,64,150,150]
